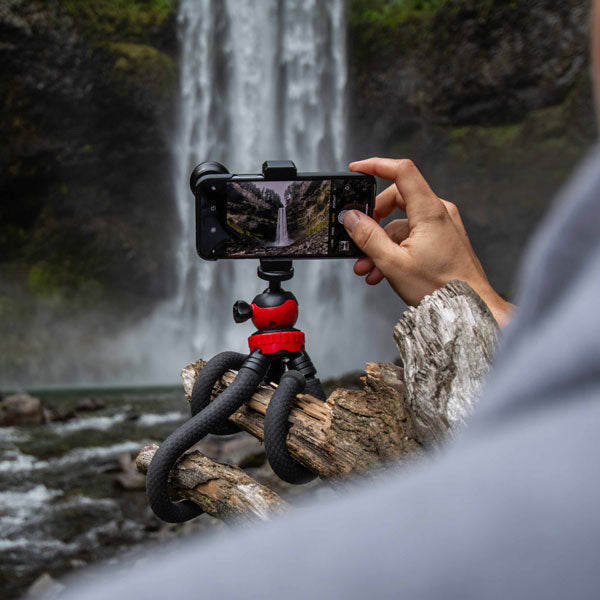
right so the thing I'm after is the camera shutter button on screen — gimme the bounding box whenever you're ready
[338,210,349,225]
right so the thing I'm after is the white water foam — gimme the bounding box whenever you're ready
[136,410,185,427]
[0,485,62,536]
[0,426,27,443]
[0,448,48,473]
[49,413,127,433]
[51,440,143,468]
[0,441,143,474]
[0,537,77,552]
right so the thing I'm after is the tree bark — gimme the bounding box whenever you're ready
[138,280,499,519]
[393,279,500,446]
[136,444,289,525]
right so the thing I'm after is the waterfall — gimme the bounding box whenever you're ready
[274,205,290,247]
[121,0,401,383]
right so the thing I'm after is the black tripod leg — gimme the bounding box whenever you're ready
[265,358,286,385]
[146,350,269,523]
[287,350,326,401]
[190,351,247,435]
[264,370,316,485]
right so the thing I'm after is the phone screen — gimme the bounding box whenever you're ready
[199,176,374,259]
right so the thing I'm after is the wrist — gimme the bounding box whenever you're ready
[477,288,515,328]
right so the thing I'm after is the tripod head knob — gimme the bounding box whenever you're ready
[233,300,253,323]
[257,259,294,283]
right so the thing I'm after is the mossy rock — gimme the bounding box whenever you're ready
[101,41,176,110]
[54,0,175,44]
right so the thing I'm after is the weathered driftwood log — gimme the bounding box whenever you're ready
[394,279,500,446]
[137,443,288,525]
[181,359,420,479]
[137,280,499,520]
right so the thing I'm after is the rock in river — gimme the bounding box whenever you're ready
[0,393,44,426]
[75,396,107,412]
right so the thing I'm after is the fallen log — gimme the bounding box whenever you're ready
[137,280,499,520]
[136,444,288,525]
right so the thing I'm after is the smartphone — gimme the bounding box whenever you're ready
[195,172,375,260]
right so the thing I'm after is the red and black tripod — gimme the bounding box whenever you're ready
[145,259,325,523]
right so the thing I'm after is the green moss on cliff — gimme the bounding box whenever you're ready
[27,261,102,301]
[349,0,448,28]
[348,0,539,74]
[53,0,175,43]
[443,72,593,170]
[105,42,176,105]
[349,0,523,29]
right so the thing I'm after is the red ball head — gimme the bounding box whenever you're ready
[250,299,298,330]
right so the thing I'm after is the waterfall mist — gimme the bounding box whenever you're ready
[97,0,403,384]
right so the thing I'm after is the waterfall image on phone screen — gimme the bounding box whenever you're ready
[274,206,290,247]
[225,180,329,257]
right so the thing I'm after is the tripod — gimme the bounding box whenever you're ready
[145,259,325,523]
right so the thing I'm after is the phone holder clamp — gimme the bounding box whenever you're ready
[262,160,297,180]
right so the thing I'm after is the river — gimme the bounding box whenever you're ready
[0,387,204,599]
[0,380,345,599]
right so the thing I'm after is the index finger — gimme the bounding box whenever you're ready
[373,184,405,221]
[350,157,443,225]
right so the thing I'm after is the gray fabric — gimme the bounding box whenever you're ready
[60,144,600,599]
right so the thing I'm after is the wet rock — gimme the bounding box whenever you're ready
[198,432,266,468]
[26,572,64,599]
[114,452,146,490]
[75,397,106,412]
[44,403,77,422]
[0,393,44,426]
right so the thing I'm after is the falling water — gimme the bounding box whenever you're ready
[273,206,290,247]
[125,0,401,382]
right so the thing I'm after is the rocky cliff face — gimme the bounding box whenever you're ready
[0,0,178,383]
[0,0,177,306]
[226,182,280,248]
[348,0,596,295]
[285,180,330,240]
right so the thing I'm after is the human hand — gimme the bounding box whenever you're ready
[343,157,514,328]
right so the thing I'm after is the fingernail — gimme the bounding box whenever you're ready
[343,210,361,233]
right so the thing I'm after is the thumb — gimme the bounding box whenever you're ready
[343,210,400,267]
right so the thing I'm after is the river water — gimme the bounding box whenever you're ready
[0,387,194,599]
[0,381,343,599]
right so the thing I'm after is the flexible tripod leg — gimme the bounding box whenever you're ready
[263,350,326,484]
[146,350,269,523]
[265,358,286,385]
[287,350,326,400]
[190,351,247,435]
[263,371,316,484]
